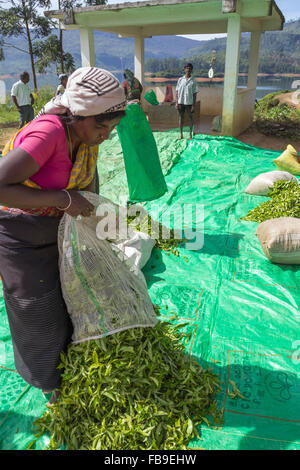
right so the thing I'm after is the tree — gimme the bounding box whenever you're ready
[54,0,107,74]
[0,0,108,85]
[0,1,52,90]
[85,0,107,5]
[33,34,75,74]
[0,38,3,61]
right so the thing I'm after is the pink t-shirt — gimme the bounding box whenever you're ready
[14,114,72,189]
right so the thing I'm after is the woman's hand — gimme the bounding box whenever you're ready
[61,190,95,218]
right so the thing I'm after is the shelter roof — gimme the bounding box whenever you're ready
[44,0,285,37]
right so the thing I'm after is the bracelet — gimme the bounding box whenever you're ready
[57,189,72,211]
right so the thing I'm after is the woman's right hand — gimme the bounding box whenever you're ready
[60,190,95,218]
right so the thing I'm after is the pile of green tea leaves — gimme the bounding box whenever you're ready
[242,180,300,223]
[254,91,300,139]
[127,211,185,257]
[33,321,222,450]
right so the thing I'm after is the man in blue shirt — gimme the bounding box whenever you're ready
[176,63,198,140]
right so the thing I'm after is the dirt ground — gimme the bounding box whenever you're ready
[0,125,18,151]
[1,122,300,153]
[237,124,300,152]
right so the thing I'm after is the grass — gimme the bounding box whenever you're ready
[254,90,300,139]
[0,86,55,126]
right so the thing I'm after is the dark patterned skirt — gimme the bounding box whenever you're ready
[0,211,73,391]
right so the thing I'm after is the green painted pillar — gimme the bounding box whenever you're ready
[248,30,262,90]
[222,14,241,136]
[134,35,145,87]
[80,28,95,68]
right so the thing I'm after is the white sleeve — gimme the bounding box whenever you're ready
[11,82,18,97]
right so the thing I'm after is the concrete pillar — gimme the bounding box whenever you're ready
[222,14,241,136]
[248,31,262,89]
[134,35,144,86]
[80,29,95,67]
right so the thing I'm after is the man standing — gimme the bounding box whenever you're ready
[176,63,198,140]
[11,72,34,129]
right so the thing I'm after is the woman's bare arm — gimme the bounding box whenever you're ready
[0,147,94,216]
[0,147,69,208]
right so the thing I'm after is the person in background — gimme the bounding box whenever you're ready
[0,67,126,404]
[55,74,68,97]
[164,84,174,103]
[176,63,198,140]
[11,71,35,129]
[122,69,143,102]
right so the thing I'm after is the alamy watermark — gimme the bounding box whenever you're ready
[95,202,205,251]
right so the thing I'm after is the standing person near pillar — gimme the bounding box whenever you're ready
[122,69,143,103]
[11,72,35,129]
[176,63,198,140]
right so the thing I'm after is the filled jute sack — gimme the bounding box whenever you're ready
[273,145,300,175]
[256,217,300,264]
[245,171,298,196]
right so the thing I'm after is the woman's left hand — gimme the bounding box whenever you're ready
[62,190,95,218]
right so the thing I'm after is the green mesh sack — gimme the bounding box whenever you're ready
[117,103,167,202]
[144,89,159,105]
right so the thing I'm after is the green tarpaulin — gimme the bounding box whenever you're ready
[0,129,299,450]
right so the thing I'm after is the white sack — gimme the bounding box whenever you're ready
[245,171,298,196]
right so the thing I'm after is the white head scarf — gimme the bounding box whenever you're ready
[39,67,127,117]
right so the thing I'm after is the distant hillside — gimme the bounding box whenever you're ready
[185,18,300,56]
[283,18,300,33]
[0,30,203,89]
[0,19,299,90]
[148,19,300,76]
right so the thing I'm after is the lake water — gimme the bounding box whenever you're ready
[144,75,300,101]
[1,73,299,104]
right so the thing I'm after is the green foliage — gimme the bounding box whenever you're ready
[0,1,53,88]
[32,86,56,113]
[145,54,225,77]
[33,35,75,74]
[0,1,52,39]
[242,180,300,223]
[33,322,222,450]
